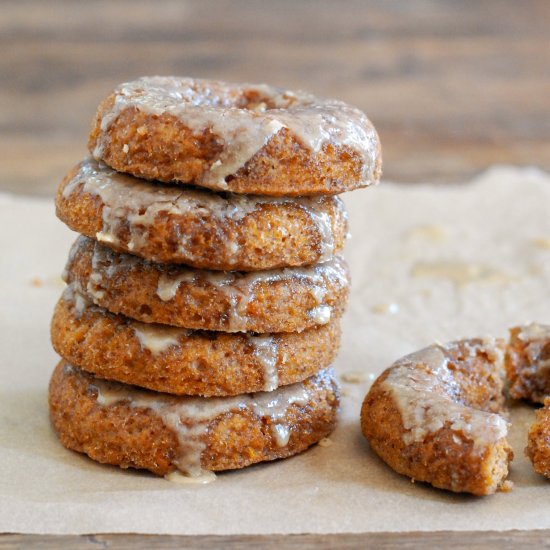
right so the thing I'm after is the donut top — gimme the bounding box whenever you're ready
[62,158,343,263]
[78,363,332,477]
[381,340,508,452]
[92,76,380,188]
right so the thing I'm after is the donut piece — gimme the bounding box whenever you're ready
[48,362,339,477]
[526,398,550,478]
[56,159,348,270]
[505,323,550,404]
[361,339,513,495]
[51,287,341,396]
[88,76,382,196]
[64,236,349,334]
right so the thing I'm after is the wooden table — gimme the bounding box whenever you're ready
[2,0,549,547]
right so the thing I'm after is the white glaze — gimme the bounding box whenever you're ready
[247,335,279,391]
[381,341,508,452]
[62,284,91,317]
[63,158,343,265]
[133,322,187,355]
[271,424,291,447]
[92,76,380,187]
[164,470,216,485]
[90,369,322,477]
[308,305,331,325]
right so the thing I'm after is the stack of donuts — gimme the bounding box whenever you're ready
[48,77,381,480]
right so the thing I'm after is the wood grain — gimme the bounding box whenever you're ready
[2,0,549,196]
[2,531,550,549]
[2,1,550,547]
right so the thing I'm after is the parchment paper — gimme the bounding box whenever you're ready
[2,166,550,535]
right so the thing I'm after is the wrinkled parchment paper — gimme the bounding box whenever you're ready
[2,166,550,535]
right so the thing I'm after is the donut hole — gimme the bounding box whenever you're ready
[174,80,293,112]
[241,89,293,112]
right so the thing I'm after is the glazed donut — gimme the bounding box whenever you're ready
[56,159,348,270]
[526,397,550,479]
[48,362,339,477]
[63,236,350,334]
[51,287,341,396]
[88,76,382,196]
[361,339,513,495]
[505,323,550,404]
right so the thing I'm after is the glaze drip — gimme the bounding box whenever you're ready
[90,369,325,477]
[247,335,279,391]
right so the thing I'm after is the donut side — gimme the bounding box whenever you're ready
[64,236,350,334]
[88,89,381,197]
[361,340,513,495]
[48,363,339,476]
[55,160,348,270]
[506,324,550,404]
[526,398,550,478]
[51,290,342,396]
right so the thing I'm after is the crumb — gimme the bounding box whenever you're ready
[500,480,514,493]
[318,437,333,448]
[341,372,366,384]
[30,277,43,287]
[122,143,129,153]
[371,302,399,315]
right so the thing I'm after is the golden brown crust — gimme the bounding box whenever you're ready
[48,362,339,476]
[88,78,382,196]
[361,340,513,495]
[55,160,349,270]
[51,291,342,396]
[526,398,550,478]
[64,236,349,333]
[506,325,550,404]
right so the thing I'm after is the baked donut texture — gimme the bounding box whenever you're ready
[88,76,381,196]
[51,287,342,396]
[56,159,348,270]
[506,323,550,404]
[48,362,339,477]
[64,236,349,334]
[361,339,513,495]
[526,398,550,479]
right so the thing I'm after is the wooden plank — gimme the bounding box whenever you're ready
[1,0,549,195]
[2,531,550,549]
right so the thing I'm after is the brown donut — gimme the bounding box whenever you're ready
[88,76,381,196]
[48,362,339,477]
[56,159,348,270]
[63,236,349,334]
[526,397,550,479]
[506,323,550,404]
[51,287,342,396]
[361,339,513,495]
